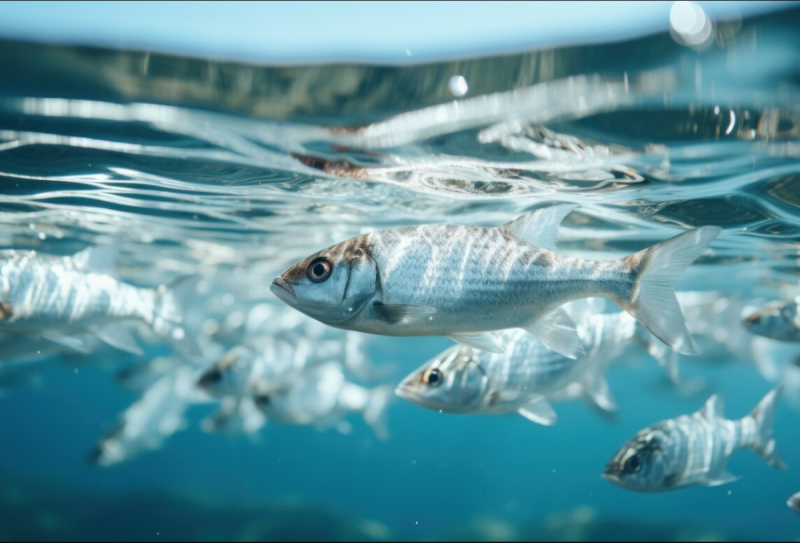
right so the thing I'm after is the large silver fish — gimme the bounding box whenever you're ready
[603,386,785,492]
[270,204,720,358]
[0,246,199,356]
[788,491,800,516]
[396,311,667,424]
[253,361,393,439]
[743,300,800,342]
[201,396,266,437]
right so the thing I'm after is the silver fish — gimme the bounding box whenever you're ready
[396,311,667,424]
[271,204,719,359]
[90,366,199,467]
[743,300,800,342]
[603,386,785,492]
[253,361,393,439]
[196,334,313,397]
[788,491,800,516]
[201,396,266,437]
[0,246,199,356]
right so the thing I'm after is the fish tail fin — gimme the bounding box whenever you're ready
[618,226,721,355]
[746,384,786,470]
[363,385,394,441]
[153,275,202,357]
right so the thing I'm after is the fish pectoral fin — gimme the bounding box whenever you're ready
[501,204,578,251]
[447,332,505,354]
[92,324,143,356]
[523,308,585,359]
[41,333,91,354]
[702,471,740,487]
[372,303,436,325]
[517,396,558,426]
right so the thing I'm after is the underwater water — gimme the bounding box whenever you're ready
[2,5,800,542]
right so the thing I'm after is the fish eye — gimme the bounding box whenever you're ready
[624,453,642,473]
[255,394,270,406]
[199,368,223,387]
[307,257,333,283]
[424,368,443,387]
[749,314,761,324]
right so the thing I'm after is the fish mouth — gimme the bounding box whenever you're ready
[394,384,422,404]
[270,277,296,300]
[601,471,621,484]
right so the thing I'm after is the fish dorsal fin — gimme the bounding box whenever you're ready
[73,245,119,277]
[699,394,724,420]
[501,204,577,251]
[373,303,436,325]
[518,396,557,426]
[447,332,505,354]
[522,308,585,359]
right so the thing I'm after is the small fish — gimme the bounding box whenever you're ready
[744,300,800,342]
[603,386,785,492]
[397,311,668,424]
[271,204,719,359]
[253,362,393,439]
[90,367,198,467]
[201,396,266,437]
[0,246,200,356]
[196,334,313,397]
[788,491,800,516]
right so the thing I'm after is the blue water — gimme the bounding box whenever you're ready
[1,6,800,542]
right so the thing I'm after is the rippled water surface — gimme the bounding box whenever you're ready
[2,6,800,542]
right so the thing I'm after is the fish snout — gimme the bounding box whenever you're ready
[270,277,295,298]
[197,368,223,389]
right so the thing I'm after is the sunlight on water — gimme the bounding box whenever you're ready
[1,5,800,542]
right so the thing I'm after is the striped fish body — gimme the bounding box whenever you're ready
[272,205,720,358]
[350,225,629,336]
[604,387,784,492]
[0,251,154,332]
[644,413,754,490]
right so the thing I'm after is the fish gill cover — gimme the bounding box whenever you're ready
[0,2,800,542]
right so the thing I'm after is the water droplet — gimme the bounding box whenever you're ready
[222,293,235,306]
[448,75,468,97]
[411,460,417,466]
[348,307,353,312]
[172,327,185,340]
[38,232,46,240]
[73,368,79,374]
[405,49,412,57]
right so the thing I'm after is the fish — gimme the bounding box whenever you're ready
[253,361,393,439]
[196,334,313,397]
[743,300,800,342]
[270,204,720,359]
[603,386,785,492]
[90,366,199,467]
[788,491,800,516]
[396,310,672,424]
[0,246,200,356]
[201,396,266,437]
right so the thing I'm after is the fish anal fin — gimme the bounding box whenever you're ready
[523,308,585,359]
[518,396,557,426]
[92,324,143,355]
[447,332,504,354]
[702,471,740,487]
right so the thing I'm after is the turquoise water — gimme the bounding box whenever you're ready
[1,6,800,541]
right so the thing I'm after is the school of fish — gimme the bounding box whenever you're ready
[4,203,800,516]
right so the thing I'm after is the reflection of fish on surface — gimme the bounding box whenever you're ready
[271,204,719,361]
[253,362,393,440]
[396,309,674,425]
[603,386,784,492]
[0,246,201,357]
[90,366,204,467]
